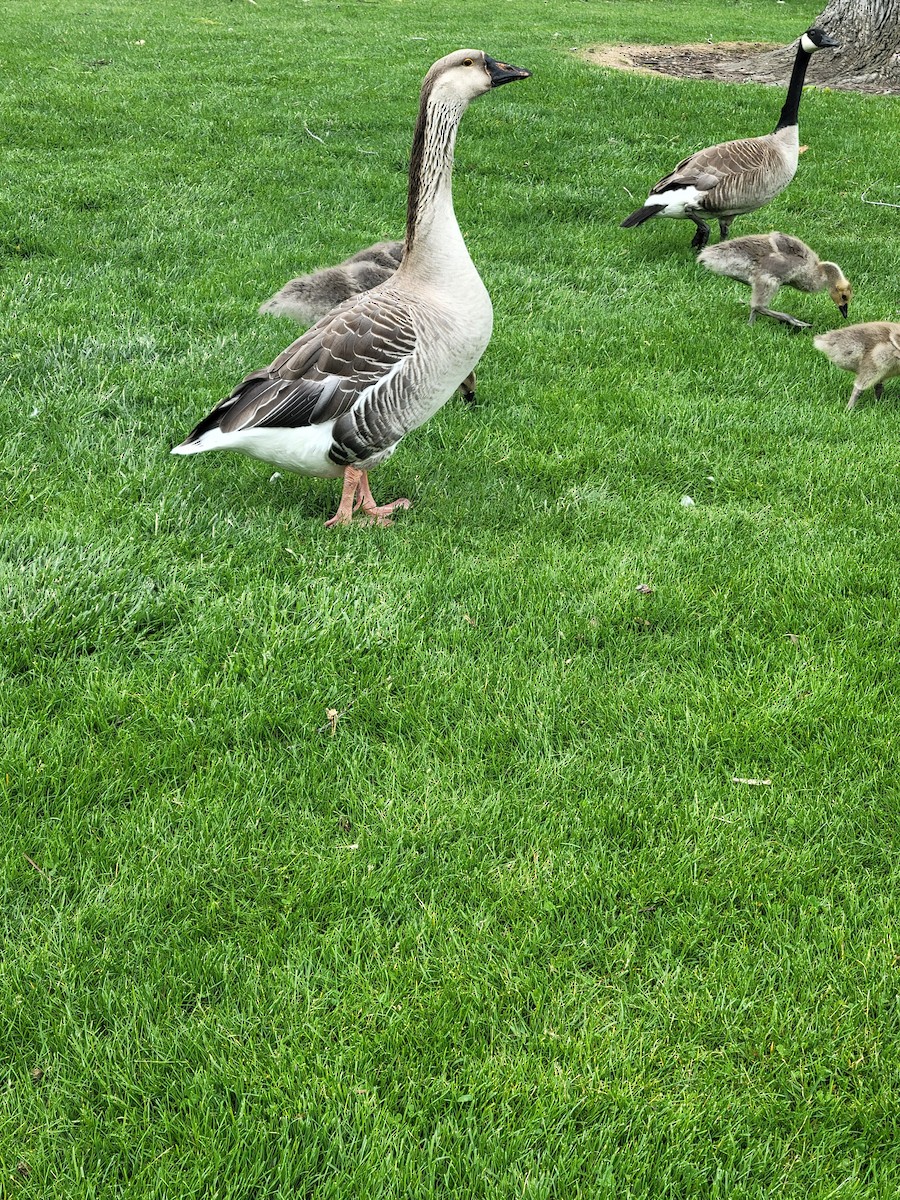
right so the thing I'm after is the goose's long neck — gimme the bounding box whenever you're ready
[774,41,812,131]
[400,90,471,281]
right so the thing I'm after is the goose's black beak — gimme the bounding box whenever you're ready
[818,32,841,48]
[485,56,531,87]
[839,302,849,318]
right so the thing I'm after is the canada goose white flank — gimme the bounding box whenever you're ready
[813,323,900,411]
[698,232,852,329]
[260,239,478,402]
[621,27,839,250]
[172,50,530,526]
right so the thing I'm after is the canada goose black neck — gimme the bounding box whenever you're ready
[774,41,813,131]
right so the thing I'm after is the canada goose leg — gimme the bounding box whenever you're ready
[688,216,711,251]
[459,371,477,404]
[718,218,733,241]
[755,306,812,330]
[324,466,366,527]
[356,471,412,526]
[846,360,882,411]
[749,276,810,330]
[846,384,864,411]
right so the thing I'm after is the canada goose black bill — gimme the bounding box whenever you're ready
[620,27,839,251]
[172,50,531,527]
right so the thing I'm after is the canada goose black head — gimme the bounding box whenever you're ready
[801,27,841,53]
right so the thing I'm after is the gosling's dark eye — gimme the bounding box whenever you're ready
[463,58,473,66]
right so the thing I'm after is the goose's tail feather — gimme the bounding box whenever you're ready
[620,203,665,229]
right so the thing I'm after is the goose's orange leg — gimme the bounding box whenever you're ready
[324,466,365,527]
[324,467,412,528]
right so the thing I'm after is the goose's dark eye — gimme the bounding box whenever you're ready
[463,58,473,66]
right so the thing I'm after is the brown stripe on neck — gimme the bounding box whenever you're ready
[403,72,437,253]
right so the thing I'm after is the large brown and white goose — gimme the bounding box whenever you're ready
[172,50,530,526]
[620,27,839,251]
[259,238,478,402]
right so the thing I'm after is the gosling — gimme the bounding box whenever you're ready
[259,240,404,325]
[698,233,852,330]
[813,322,900,410]
[259,240,477,403]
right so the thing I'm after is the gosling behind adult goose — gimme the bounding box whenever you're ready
[813,323,900,410]
[698,232,852,328]
[259,241,404,326]
[620,27,839,250]
[172,50,530,526]
[260,239,478,402]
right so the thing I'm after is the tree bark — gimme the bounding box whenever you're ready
[728,0,900,93]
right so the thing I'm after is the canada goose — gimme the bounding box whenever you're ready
[813,322,900,410]
[698,232,852,329]
[172,51,530,526]
[620,27,839,250]
[260,239,478,402]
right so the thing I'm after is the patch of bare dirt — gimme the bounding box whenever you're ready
[580,42,899,95]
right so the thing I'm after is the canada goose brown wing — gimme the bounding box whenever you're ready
[650,161,720,196]
[198,293,418,438]
[649,136,783,202]
[687,137,783,178]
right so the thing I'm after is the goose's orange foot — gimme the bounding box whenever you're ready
[357,473,411,526]
[360,498,412,527]
[325,467,412,528]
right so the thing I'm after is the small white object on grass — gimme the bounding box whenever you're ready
[269,472,282,482]
[680,495,695,507]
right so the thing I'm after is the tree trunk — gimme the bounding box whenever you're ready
[731,0,900,92]
[809,0,899,81]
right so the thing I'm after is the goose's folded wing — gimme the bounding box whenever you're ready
[198,294,418,438]
[668,137,781,187]
[650,161,720,197]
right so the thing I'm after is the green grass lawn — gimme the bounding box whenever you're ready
[3,0,900,1195]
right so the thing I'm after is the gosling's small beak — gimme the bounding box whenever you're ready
[485,56,531,87]
[839,303,849,318]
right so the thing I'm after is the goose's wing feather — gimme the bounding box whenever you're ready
[650,160,720,197]
[650,136,780,198]
[197,293,418,439]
